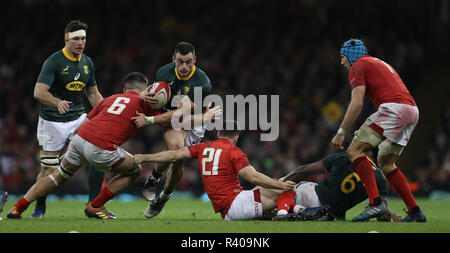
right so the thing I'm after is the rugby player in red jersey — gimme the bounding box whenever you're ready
[331,39,426,222]
[134,121,297,220]
[7,72,220,220]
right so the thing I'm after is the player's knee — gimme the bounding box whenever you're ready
[50,171,69,186]
[378,140,404,157]
[122,162,142,178]
[56,163,76,179]
[346,142,366,161]
[40,154,60,170]
[167,141,184,150]
[164,132,185,150]
[346,145,358,160]
[353,127,383,149]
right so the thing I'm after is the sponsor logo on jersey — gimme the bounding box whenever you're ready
[74,73,80,80]
[83,65,89,74]
[65,81,86,91]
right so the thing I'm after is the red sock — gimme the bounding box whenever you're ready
[352,156,381,206]
[277,191,296,212]
[91,187,115,208]
[15,197,30,213]
[386,167,418,213]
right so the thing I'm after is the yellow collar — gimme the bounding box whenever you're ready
[175,65,196,81]
[62,47,81,61]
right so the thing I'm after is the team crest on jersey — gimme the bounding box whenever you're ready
[61,65,69,74]
[184,86,190,95]
[83,65,89,74]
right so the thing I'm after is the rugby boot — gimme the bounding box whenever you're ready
[144,195,169,218]
[142,175,161,201]
[352,200,388,222]
[401,208,426,222]
[84,203,116,219]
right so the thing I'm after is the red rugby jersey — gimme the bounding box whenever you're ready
[348,55,416,108]
[77,91,161,150]
[188,138,250,218]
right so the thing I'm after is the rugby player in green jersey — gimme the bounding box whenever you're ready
[137,42,212,218]
[32,20,105,218]
[274,151,401,221]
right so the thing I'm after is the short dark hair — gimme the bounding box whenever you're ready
[64,20,88,33]
[124,72,148,89]
[218,120,241,138]
[173,42,195,56]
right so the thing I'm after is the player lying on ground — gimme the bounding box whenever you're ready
[134,121,331,221]
[262,151,403,221]
[7,72,221,220]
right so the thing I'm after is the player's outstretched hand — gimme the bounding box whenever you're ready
[140,86,159,105]
[57,100,72,114]
[204,105,222,122]
[131,111,146,128]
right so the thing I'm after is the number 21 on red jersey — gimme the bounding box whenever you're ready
[202,148,222,175]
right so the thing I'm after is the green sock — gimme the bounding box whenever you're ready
[88,165,105,202]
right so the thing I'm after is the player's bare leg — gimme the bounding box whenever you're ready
[142,128,186,201]
[163,159,185,196]
[142,160,169,201]
[347,126,388,221]
[144,129,186,218]
[32,150,60,218]
[8,158,80,219]
[377,143,426,222]
[85,155,141,220]
[106,157,143,194]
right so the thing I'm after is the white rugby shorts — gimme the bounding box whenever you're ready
[294,181,322,208]
[184,125,206,146]
[224,189,263,221]
[65,134,131,173]
[365,103,419,146]
[37,114,87,152]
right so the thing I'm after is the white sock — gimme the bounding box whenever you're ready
[277,209,288,216]
[293,204,306,214]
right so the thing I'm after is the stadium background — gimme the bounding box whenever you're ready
[0,0,448,200]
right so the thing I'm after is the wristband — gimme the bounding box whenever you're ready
[145,116,155,125]
[337,127,346,135]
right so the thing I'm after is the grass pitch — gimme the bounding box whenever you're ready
[0,197,449,233]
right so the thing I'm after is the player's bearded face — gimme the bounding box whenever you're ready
[173,52,195,77]
[341,55,351,71]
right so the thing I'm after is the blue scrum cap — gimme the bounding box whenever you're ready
[340,39,368,65]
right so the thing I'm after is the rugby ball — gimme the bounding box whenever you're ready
[148,81,171,109]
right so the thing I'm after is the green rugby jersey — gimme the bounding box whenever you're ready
[155,62,212,110]
[314,152,388,219]
[36,48,97,122]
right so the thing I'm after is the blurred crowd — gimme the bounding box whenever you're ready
[0,0,448,197]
